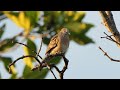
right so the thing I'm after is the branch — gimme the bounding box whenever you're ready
[101,32,120,46]
[49,56,69,79]
[99,11,120,47]
[14,41,43,60]
[41,53,69,79]
[9,39,69,79]
[36,37,43,58]
[12,41,57,79]
[9,55,42,74]
[98,46,120,62]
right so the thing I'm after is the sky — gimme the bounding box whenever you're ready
[1,11,120,79]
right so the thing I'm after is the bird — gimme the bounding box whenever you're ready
[45,28,70,56]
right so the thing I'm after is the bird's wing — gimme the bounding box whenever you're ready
[45,34,59,55]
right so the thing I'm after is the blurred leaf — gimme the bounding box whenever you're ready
[22,55,61,79]
[10,73,17,79]
[23,65,48,79]
[41,11,94,46]
[42,37,50,45]
[73,12,85,22]
[27,38,37,55]
[3,11,40,35]
[47,56,62,65]
[3,11,22,28]
[23,39,37,68]
[65,22,94,45]
[25,11,40,28]
[0,56,16,74]
[0,24,6,39]
[0,38,17,53]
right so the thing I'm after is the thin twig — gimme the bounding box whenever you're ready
[45,55,69,79]
[101,32,120,46]
[47,65,57,79]
[9,55,42,74]
[36,37,43,57]
[14,41,43,60]
[98,46,120,62]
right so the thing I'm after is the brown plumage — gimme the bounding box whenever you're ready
[45,28,70,56]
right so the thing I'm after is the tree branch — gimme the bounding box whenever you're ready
[99,11,120,47]
[9,55,42,74]
[14,41,43,60]
[101,32,120,46]
[10,41,57,79]
[9,40,69,79]
[99,46,120,62]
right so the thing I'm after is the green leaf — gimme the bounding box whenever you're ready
[43,37,50,45]
[0,24,6,39]
[0,56,13,72]
[71,34,94,45]
[22,55,62,79]
[4,11,40,33]
[10,73,17,79]
[73,12,85,22]
[25,11,40,28]
[27,38,37,56]
[23,65,48,79]
[0,38,16,53]
[23,38,37,68]
[65,22,94,45]
[47,56,62,65]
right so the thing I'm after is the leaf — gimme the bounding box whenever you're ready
[23,65,48,79]
[10,73,17,79]
[65,22,94,45]
[3,11,30,30]
[27,38,37,55]
[18,11,31,31]
[0,38,17,53]
[22,55,62,79]
[0,24,6,39]
[25,11,40,27]
[71,34,94,45]
[3,11,40,34]
[47,56,62,65]
[0,56,16,74]
[3,11,22,28]
[42,37,50,45]
[73,12,85,22]
[23,39,37,68]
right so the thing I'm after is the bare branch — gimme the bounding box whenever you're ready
[42,54,69,79]
[14,41,43,60]
[9,55,42,74]
[101,32,120,46]
[36,37,43,58]
[9,39,69,79]
[99,46,120,62]
[13,41,57,79]
[32,62,57,79]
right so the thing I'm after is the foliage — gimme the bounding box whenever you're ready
[0,11,94,79]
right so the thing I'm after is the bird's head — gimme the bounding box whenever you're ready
[60,28,70,35]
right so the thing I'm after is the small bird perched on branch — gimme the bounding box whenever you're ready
[45,28,70,56]
[32,28,70,71]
